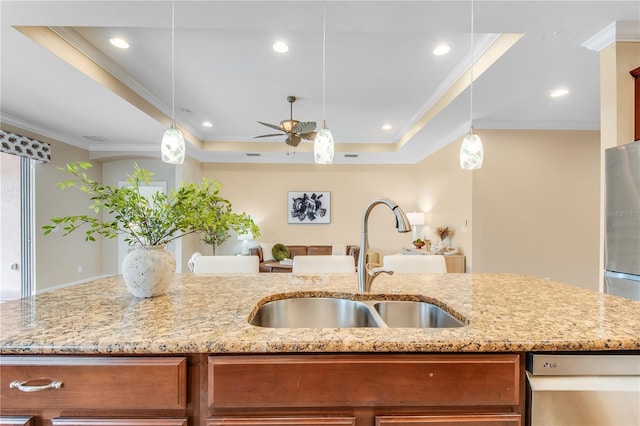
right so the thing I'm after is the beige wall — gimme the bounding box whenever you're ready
[178,157,203,271]
[13,124,602,292]
[600,42,640,149]
[201,163,420,257]
[471,130,601,290]
[415,139,473,270]
[34,139,103,292]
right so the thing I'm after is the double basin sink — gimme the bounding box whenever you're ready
[249,297,465,328]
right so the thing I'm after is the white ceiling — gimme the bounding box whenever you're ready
[1,1,639,165]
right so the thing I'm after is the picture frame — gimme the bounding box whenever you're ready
[288,191,331,224]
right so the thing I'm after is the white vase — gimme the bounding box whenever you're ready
[122,245,176,298]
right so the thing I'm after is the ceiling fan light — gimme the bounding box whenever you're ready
[280,119,299,133]
[459,131,483,170]
[314,126,334,164]
[161,126,185,164]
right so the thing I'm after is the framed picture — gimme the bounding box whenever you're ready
[288,191,331,224]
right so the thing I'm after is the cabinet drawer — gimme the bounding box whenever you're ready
[0,356,187,410]
[52,418,188,426]
[207,417,356,425]
[376,414,521,425]
[209,354,520,409]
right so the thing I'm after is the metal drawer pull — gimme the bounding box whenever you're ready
[9,380,63,392]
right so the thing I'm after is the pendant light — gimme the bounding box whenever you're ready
[313,1,335,164]
[161,1,185,165]
[459,0,484,170]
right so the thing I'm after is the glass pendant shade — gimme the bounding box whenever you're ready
[314,123,334,164]
[459,131,483,170]
[161,126,185,164]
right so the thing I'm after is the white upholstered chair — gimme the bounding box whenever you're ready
[193,255,260,273]
[382,255,447,274]
[292,255,356,274]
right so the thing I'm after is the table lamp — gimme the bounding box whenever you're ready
[237,233,253,255]
[406,212,425,241]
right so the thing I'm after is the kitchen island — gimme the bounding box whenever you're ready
[1,273,638,425]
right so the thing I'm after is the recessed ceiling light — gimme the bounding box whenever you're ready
[382,124,392,130]
[109,37,129,49]
[202,121,213,128]
[433,44,451,56]
[273,41,290,53]
[550,88,569,98]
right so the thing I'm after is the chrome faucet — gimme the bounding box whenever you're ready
[357,198,411,293]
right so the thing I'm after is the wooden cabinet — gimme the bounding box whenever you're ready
[0,356,188,426]
[2,353,523,425]
[207,353,523,425]
[376,414,521,425]
[207,418,355,426]
[444,255,465,273]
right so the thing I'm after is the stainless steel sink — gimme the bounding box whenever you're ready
[249,297,382,328]
[374,300,464,328]
[249,297,465,328]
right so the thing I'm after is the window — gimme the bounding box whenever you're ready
[0,153,34,301]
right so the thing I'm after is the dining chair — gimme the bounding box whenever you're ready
[292,255,356,273]
[193,255,260,273]
[382,255,447,273]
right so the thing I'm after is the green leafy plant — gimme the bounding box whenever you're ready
[200,198,260,255]
[43,162,258,247]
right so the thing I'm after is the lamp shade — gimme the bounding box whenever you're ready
[460,132,483,170]
[161,127,185,164]
[314,126,334,164]
[406,212,425,226]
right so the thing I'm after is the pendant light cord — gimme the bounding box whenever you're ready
[321,0,327,127]
[469,0,474,132]
[171,0,176,128]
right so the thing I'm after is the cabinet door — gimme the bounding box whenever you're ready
[207,417,355,426]
[376,414,521,426]
[0,417,34,426]
[209,354,520,409]
[51,419,187,426]
[444,255,465,273]
[1,356,187,410]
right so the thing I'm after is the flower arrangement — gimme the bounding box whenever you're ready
[43,162,258,247]
[437,226,453,242]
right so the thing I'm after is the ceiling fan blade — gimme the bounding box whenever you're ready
[293,121,316,134]
[300,132,318,141]
[286,134,302,147]
[254,133,285,139]
[257,121,284,132]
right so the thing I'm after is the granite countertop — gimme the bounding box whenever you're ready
[0,272,638,355]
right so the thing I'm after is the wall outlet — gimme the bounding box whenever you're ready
[77,265,83,273]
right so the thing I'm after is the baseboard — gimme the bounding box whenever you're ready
[37,275,112,294]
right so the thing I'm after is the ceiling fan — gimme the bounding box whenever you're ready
[255,96,317,147]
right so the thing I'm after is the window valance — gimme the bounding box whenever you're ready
[0,130,51,163]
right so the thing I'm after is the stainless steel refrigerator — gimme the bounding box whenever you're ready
[604,140,640,301]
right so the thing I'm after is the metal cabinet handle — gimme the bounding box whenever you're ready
[9,380,63,392]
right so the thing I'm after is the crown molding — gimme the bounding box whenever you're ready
[582,21,640,52]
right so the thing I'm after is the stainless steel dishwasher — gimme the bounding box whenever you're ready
[526,353,640,425]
